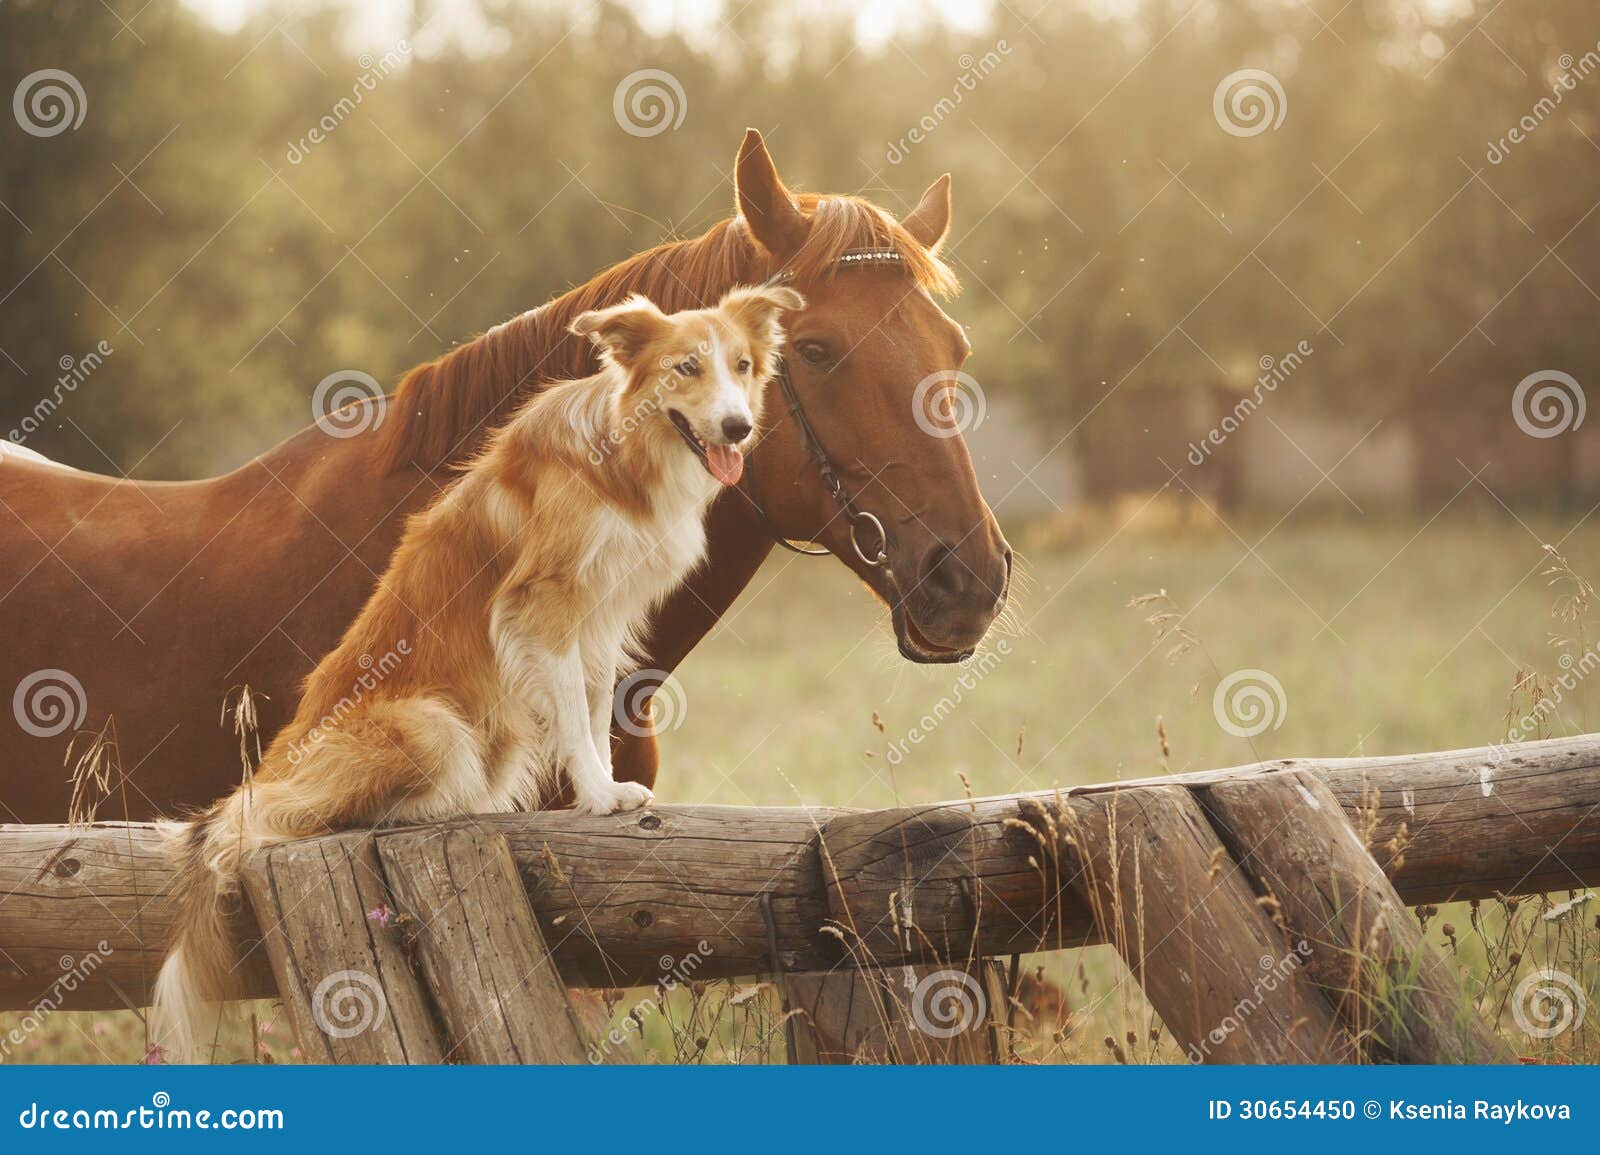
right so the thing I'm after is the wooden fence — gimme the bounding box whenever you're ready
[2,734,1597,1062]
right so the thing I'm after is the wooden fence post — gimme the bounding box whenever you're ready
[1060,785,1353,1063]
[1197,770,1512,1063]
[238,832,444,1064]
[377,824,592,1064]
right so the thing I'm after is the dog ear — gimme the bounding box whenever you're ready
[570,295,668,365]
[719,284,806,348]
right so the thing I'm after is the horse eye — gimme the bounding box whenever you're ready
[736,358,752,374]
[795,341,829,366]
[676,359,700,377]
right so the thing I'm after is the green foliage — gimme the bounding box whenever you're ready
[2,0,1596,486]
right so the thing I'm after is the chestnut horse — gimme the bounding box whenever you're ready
[0,130,1010,823]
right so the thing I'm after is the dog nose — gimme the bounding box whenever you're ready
[721,415,753,443]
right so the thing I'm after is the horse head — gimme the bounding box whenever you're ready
[732,131,1012,661]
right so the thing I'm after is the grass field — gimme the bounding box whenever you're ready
[7,503,1600,1063]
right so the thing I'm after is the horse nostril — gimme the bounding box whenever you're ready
[721,415,752,443]
[921,543,966,596]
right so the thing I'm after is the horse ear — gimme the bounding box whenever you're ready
[902,173,952,253]
[570,295,667,365]
[735,128,809,259]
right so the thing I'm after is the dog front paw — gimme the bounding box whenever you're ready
[574,780,655,816]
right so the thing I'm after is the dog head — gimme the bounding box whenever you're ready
[570,284,805,487]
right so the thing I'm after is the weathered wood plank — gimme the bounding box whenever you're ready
[1059,785,1352,1063]
[481,805,843,988]
[0,821,272,1012]
[237,832,444,1064]
[1197,771,1511,1063]
[377,825,590,1064]
[1,735,1596,1012]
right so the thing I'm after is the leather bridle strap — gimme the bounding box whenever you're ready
[742,249,902,568]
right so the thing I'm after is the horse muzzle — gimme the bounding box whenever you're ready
[891,538,1012,663]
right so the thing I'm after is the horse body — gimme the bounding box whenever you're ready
[0,131,1010,822]
[0,423,417,820]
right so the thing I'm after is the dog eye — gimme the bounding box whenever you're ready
[736,358,752,374]
[675,359,700,377]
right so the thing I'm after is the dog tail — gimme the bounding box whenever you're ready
[152,792,255,1063]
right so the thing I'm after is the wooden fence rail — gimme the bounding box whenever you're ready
[2,734,1595,1024]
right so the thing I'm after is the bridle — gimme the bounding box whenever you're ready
[743,248,903,570]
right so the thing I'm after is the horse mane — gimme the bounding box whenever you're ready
[373,193,958,474]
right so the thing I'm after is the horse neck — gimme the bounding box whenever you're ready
[374,219,766,477]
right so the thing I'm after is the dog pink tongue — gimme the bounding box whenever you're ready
[704,443,744,487]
